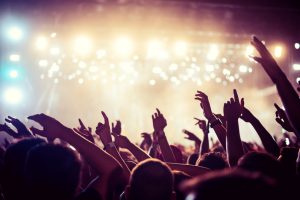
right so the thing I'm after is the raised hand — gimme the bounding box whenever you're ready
[240,107,255,123]
[115,135,130,148]
[183,129,201,143]
[28,114,69,140]
[274,103,294,132]
[0,123,18,138]
[251,36,284,83]
[5,116,33,137]
[195,91,214,120]
[111,120,122,137]
[73,119,94,143]
[194,118,209,134]
[152,108,167,132]
[95,111,112,146]
[224,89,244,121]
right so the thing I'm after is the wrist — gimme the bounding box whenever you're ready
[104,142,116,151]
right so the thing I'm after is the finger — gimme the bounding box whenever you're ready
[29,126,45,136]
[156,108,161,115]
[274,103,281,111]
[73,128,82,135]
[101,111,109,126]
[275,118,284,126]
[230,98,234,104]
[152,115,155,121]
[5,118,13,123]
[252,56,264,64]
[116,120,121,127]
[196,91,207,97]
[233,89,239,102]
[112,122,115,128]
[241,98,244,108]
[7,116,16,120]
[78,119,87,130]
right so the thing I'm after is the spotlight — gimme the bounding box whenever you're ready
[7,26,23,41]
[35,36,48,50]
[239,65,248,73]
[3,87,23,104]
[147,40,168,59]
[9,54,20,62]
[50,47,60,55]
[295,43,300,50]
[149,79,156,86]
[207,44,219,60]
[9,70,18,78]
[114,37,133,55]
[274,46,283,58]
[74,36,92,56]
[245,45,254,57]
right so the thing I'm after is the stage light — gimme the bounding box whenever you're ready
[50,47,60,55]
[3,87,23,104]
[9,70,18,78]
[205,64,214,72]
[147,40,168,59]
[293,64,300,71]
[274,46,283,58]
[96,49,106,59]
[35,36,48,50]
[295,43,300,50]
[149,79,156,86]
[9,54,20,62]
[7,26,23,41]
[245,45,254,57]
[174,41,188,56]
[207,44,218,60]
[239,65,248,73]
[74,36,92,56]
[78,78,84,84]
[114,37,133,55]
[50,32,57,38]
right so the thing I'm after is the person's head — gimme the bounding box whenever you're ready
[25,143,82,200]
[187,153,199,165]
[173,170,191,200]
[181,169,280,200]
[3,138,46,200]
[278,147,298,176]
[126,158,174,200]
[196,152,228,170]
[238,151,282,180]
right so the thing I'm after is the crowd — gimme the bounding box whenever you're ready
[0,36,299,200]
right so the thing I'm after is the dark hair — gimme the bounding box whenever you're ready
[196,152,229,170]
[127,158,174,200]
[3,138,46,200]
[187,153,199,165]
[173,170,191,200]
[25,143,82,200]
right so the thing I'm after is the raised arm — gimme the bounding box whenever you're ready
[251,36,300,138]
[152,109,176,162]
[195,91,226,148]
[195,118,210,155]
[224,90,245,166]
[274,103,294,133]
[183,129,201,153]
[240,106,280,157]
[5,116,33,137]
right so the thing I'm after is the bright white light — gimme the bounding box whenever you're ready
[147,40,168,59]
[3,87,23,104]
[274,46,283,58]
[7,26,23,40]
[207,44,219,60]
[50,47,60,55]
[245,45,254,57]
[78,78,84,84]
[74,36,92,56]
[35,36,48,50]
[223,68,231,75]
[149,79,156,85]
[96,49,107,58]
[114,37,133,55]
[38,60,48,67]
[9,54,20,62]
[50,32,57,38]
[295,43,300,50]
[239,65,248,73]
[174,41,188,56]
[293,64,300,71]
[9,70,18,78]
[205,64,215,72]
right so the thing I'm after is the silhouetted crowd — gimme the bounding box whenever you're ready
[0,36,299,200]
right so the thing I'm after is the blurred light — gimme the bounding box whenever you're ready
[50,32,57,38]
[274,46,283,58]
[74,36,92,56]
[293,64,300,71]
[174,41,188,56]
[35,36,48,50]
[295,43,300,50]
[114,37,133,55]
[50,47,60,55]
[149,79,156,85]
[9,70,18,78]
[205,64,214,72]
[239,65,248,73]
[7,26,23,40]
[3,87,23,104]
[96,49,106,58]
[245,45,254,57]
[9,54,20,62]
[78,78,84,84]
[207,44,219,60]
[38,60,48,67]
[296,77,300,83]
[147,40,168,59]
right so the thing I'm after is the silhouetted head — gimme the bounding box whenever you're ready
[196,152,229,170]
[25,143,82,200]
[181,169,280,200]
[187,153,199,165]
[238,151,282,180]
[3,138,46,200]
[126,158,174,200]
